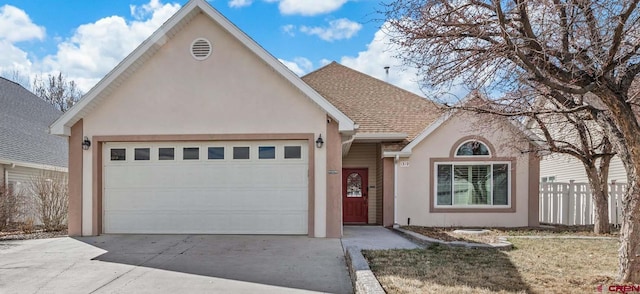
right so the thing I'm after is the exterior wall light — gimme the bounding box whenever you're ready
[82,136,91,150]
[315,134,324,148]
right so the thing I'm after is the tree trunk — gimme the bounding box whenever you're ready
[592,189,610,234]
[619,179,640,282]
[594,102,640,283]
[584,155,613,235]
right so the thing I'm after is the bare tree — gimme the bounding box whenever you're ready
[0,183,24,231]
[0,69,30,89]
[385,0,640,282]
[32,72,82,112]
[29,171,68,231]
[462,90,615,234]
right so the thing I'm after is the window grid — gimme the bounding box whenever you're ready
[436,162,510,207]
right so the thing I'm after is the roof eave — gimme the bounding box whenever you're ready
[353,132,408,142]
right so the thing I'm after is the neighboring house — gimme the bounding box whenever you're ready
[540,154,627,184]
[50,0,539,237]
[0,77,68,199]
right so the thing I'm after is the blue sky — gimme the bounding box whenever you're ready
[0,0,469,98]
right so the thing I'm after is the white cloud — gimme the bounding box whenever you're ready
[0,5,45,42]
[266,0,348,16]
[228,0,253,8]
[279,57,313,76]
[340,24,469,101]
[40,0,181,91]
[300,18,362,42]
[281,24,296,36]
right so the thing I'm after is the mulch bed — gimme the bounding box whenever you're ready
[0,229,68,241]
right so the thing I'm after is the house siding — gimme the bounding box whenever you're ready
[343,143,378,224]
[540,153,627,183]
[375,143,383,224]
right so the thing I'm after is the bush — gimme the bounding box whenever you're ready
[29,171,68,231]
[0,184,23,231]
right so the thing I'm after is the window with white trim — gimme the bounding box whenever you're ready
[436,162,510,207]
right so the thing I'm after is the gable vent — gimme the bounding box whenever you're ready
[191,38,212,60]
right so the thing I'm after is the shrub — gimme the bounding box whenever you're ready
[0,184,23,231]
[29,171,68,231]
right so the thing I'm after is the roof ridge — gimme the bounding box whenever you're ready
[324,62,428,100]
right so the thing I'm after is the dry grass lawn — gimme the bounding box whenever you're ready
[364,238,618,294]
[403,224,619,244]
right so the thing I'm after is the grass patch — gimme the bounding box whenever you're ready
[364,238,617,294]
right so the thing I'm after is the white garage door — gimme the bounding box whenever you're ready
[103,141,308,234]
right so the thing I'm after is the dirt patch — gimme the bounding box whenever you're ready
[403,224,619,244]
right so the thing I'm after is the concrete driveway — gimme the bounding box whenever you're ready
[0,235,353,294]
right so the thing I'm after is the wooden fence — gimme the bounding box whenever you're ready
[539,181,626,225]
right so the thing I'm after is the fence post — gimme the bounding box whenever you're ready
[562,181,573,225]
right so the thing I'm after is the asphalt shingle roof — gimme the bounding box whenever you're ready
[0,77,67,168]
[302,62,443,143]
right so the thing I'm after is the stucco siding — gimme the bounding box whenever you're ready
[79,13,330,236]
[540,154,627,183]
[396,111,531,227]
[343,143,378,224]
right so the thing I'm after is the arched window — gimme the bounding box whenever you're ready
[455,140,490,156]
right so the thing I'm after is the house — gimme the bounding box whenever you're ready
[0,77,68,204]
[540,154,626,184]
[50,0,539,237]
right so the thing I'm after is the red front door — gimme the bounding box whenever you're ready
[343,168,368,223]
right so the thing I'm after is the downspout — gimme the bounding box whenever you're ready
[393,154,399,228]
[3,165,8,187]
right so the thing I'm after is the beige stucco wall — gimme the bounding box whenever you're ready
[80,13,329,236]
[396,111,532,227]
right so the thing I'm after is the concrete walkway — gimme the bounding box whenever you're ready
[341,226,421,250]
[0,235,353,294]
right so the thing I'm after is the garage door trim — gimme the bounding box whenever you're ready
[91,133,316,236]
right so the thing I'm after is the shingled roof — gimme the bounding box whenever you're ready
[302,62,443,142]
[0,77,67,168]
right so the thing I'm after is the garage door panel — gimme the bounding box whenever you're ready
[103,141,309,234]
[104,210,307,234]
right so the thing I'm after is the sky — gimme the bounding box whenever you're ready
[0,0,470,99]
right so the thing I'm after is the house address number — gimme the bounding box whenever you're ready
[400,161,410,167]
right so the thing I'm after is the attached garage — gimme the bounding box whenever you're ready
[103,141,309,234]
[51,0,354,237]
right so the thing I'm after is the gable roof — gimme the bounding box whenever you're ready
[391,91,542,157]
[302,62,443,142]
[0,77,67,169]
[50,0,354,136]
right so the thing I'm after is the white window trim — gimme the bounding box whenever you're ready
[454,139,491,158]
[434,161,511,208]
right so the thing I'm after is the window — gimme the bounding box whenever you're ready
[456,140,490,156]
[111,149,126,161]
[284,146,301,159]
[436,163,509,206]
[346,173,363,197]
[208,147,224,160]
[159,148,174,160]
[541,176,556,183]
[259,146,275,159]
[183,147,199,160]
[134,148,150,160]
[233,147,250,159]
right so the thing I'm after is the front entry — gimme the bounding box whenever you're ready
[342,168,368,223]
